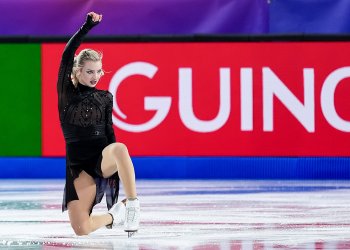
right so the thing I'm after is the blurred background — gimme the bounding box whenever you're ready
[0,0,349,179]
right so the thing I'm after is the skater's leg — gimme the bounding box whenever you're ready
[101,142,137,198]
[101,142,140,234]
[67,171,113,235]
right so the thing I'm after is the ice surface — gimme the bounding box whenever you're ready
[0,180,350,249]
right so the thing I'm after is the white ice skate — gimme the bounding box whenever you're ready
[107,201,126,229]
[124,198,140,237]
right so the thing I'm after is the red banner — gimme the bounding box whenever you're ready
[42,42,350,156]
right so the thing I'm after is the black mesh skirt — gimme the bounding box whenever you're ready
[62,137,119,214]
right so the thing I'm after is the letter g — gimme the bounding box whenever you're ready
[109,62,171,132]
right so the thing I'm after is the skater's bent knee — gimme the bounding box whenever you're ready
[72,225,91,236]
[111,143,128,157]
[71,222,92,236]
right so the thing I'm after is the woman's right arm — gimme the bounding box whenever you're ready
[57,12,102,110]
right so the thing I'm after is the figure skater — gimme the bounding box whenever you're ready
[57,11,140,237]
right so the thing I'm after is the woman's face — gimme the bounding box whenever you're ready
[78,60,103,87]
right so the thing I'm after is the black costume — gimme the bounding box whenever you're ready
[57,16,119,213]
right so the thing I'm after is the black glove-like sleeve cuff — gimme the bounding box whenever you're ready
[83,14,100,30]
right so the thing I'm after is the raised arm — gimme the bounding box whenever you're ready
[57,12,102,112]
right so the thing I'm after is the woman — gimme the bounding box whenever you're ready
[57,12,140,237]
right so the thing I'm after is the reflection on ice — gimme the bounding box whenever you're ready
[2,239,350,250]
[1,180,350,249]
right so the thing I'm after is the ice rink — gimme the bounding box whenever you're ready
[1,179,350,249]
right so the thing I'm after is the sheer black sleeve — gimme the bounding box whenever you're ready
[57,15,100,114]
[105,92,116,144]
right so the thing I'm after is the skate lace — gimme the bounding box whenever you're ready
[126,207,136,223]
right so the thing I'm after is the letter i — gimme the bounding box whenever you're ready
[241,68,253,131]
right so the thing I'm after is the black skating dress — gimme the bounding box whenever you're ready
[57,17,119,213]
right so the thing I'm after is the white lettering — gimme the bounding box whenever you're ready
[263,67,315,132]
[108,62,349,133]
[109,62,171,132]
[321,67,350,132]
[241,68,253,131]
[178,68,231,132]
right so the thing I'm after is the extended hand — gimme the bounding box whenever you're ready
[86,12,102,27]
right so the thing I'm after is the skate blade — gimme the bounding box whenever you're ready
[126,231,137,238]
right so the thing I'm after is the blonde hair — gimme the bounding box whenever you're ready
[71,49,104,86]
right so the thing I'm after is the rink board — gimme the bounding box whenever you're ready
[0,157,349,179]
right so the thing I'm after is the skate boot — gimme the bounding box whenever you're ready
[107,201,126,229]
[124,198,140,237]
